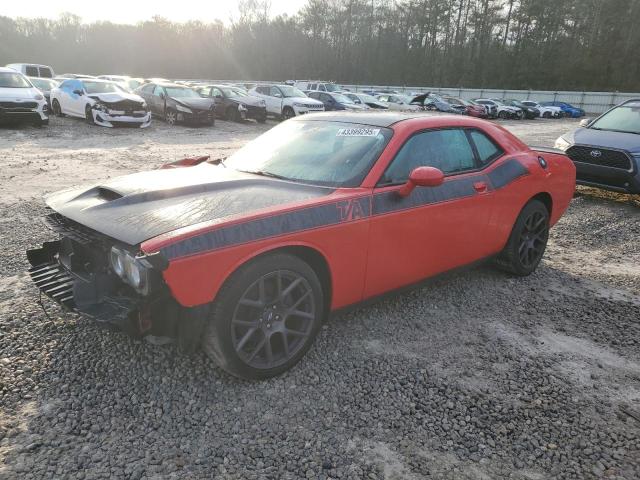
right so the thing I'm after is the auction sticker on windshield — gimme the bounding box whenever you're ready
[337,128,380,137]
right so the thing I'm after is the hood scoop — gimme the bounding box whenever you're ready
[96,187,123,201]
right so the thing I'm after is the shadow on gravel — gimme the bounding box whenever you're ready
[2,259,639,479]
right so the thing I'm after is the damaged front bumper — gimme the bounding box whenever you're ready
[92,108,151,128]
[25,212,191,338]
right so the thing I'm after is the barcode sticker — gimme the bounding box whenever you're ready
[336,128,380,137]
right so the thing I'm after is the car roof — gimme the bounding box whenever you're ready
[0,66,24,73]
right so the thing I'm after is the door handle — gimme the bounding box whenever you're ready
[473,181,488,193]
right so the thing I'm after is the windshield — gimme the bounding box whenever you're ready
[84,81,123,94]
[331,93,353,104]
[590,103,640,135]
[29,78,57,90]
[506,100,525,107]
[0,72,32,88]
[221,87,248,97]
[127,79,142,90]
[325,84,341,92]
[280,86,307,98]
[358,94,378,103]
[165,87,200,98]
[224,120,393,187]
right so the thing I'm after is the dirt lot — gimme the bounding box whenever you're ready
[0,115,639,480]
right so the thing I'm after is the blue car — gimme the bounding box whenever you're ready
[555,99,640,193]
[541,101,585,118]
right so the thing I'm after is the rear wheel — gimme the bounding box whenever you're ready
[543,111,551,119]
[498,110,508,119]
[52,99,64,117]
[496,200,550,276]
[203,253,324,379]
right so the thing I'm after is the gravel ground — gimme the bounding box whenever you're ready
[0,115,639,479]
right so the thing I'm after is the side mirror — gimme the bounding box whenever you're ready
[398,167,445,197]
[159,92,165,99]
[73,89,83,96]
[579,118,592,127]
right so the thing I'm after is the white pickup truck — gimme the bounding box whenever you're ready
[248,84,324,119]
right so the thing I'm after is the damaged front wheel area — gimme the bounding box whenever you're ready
[85,104,96,125]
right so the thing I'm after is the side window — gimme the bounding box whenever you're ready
[39,67,53,78]
[382,129,476,184]
[270,86,282,97]
[198,86,211,97]
[25,65,39,76]
[153,85,164,96]
[256,86,267,95]
[309,83,316,90]
[378,95,388,102]
[320,93,331,102]
[212,87,223,97]
[318,84,326,91]
[469,130,503,165]
[308,92,318,100]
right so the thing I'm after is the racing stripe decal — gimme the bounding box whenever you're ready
[372,175,483,216]
[160,197,371,260]
[487,159,529,189]
[160,159,528,260]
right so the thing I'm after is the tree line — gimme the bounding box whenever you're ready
[1,0,639,91]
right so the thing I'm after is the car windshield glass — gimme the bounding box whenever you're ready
[507,100,525,107]
[29,78,57,90]
[325,84,341,92]
[221,87,248,97]
[331,93,353,104]
[224,120,393,187]
[358,94,378,102]
[84,81,123,94]
[280,86,306,98]
[0,72,31,88]
[127,79,142,90]
[590,103,640,135]
[165,87,200,98]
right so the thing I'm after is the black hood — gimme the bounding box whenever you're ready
[171,97,215,110]
[45,165,332,245]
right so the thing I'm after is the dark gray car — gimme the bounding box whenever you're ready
[136,82,215,126]
[555,99,640,193]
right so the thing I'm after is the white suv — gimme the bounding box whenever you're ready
[249,84,324,119]
[0,67,49,126]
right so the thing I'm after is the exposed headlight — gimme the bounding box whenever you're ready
[110,247,125,277]
[176,104,192,113]
[238,103,248,111]
[554,136,571,151]
[124,255,143,289]
[110,247,147,291]
[94,102,109,112]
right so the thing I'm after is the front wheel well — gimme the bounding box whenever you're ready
[228,245,332,318]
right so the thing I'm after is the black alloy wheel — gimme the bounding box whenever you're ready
[203,253,323,379]
[231,270,316,370]
[496,199,550,276]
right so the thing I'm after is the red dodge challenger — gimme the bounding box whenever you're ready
[27,113,575,379]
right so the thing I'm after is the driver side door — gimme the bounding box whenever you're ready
[364,128,497,298]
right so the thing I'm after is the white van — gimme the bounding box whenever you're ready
[293,80,343,93]
[6,63,55,79]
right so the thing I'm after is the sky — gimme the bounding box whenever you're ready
[0,0,309,24]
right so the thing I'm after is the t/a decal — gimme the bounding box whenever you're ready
[337,199,367,221]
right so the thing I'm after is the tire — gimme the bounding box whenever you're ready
[282,107,295,120]
[203,253,324,380]
[165,109,177,125]
[496,199,550,276]
[52,99,64,117]
[85,105,95,125]
[257,114,267,124]
[498,110,508,119]
[543,111,551,119]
